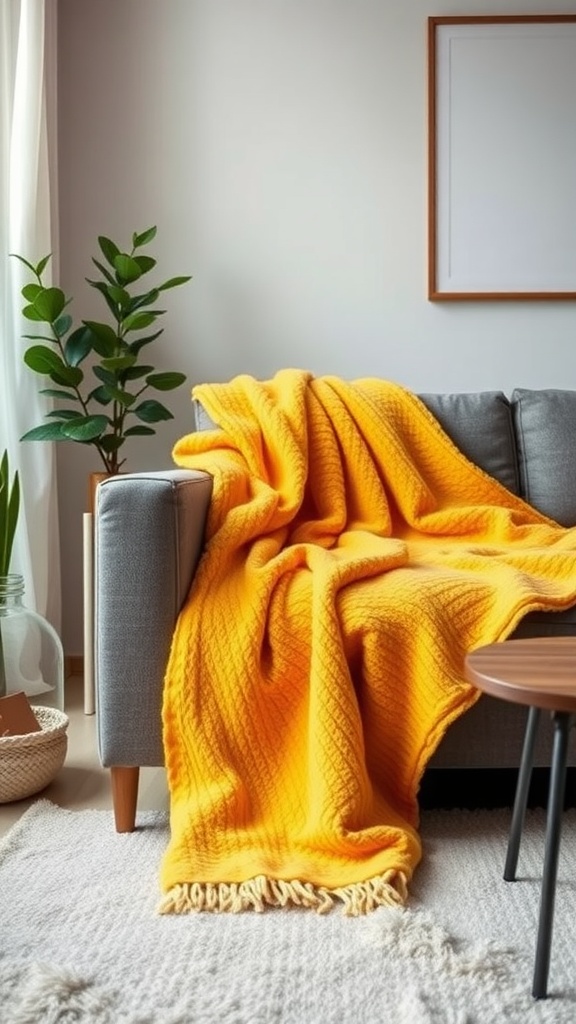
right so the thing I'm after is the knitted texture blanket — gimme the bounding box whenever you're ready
[160,370,576,916]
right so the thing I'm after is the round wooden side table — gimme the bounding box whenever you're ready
[465,636,576,1000]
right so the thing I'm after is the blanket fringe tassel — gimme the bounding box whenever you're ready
[158,870,408,917]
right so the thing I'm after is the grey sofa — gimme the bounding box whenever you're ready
[94,387,576,830]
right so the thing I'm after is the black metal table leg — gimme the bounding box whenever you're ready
[505,705,541,882]
[532,711,571,1000]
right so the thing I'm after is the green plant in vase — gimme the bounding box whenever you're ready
[12,226,191,474]
[0,450,20,698]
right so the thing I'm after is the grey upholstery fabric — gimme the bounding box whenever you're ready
[95,470,212,766]
[193,398,218,432]
[512,388,576,526]
[430,690,576,768]
[419,391,519,494]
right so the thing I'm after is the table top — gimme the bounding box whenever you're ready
[464,636,576,712]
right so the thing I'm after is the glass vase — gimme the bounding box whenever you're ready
[0,574,64,710]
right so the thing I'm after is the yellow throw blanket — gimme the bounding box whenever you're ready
[160,370,576,916]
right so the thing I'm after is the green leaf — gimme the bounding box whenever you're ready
[82,321,118,357]
[102,386,136,408]
[32,287,67,322]
[122,310,162,333]
[114,254,142,284]
[133,399,174,423]
[105,284,131,308]
[20,422,68,442]
[45,409,84,420]
[93,365,116,387]
[54,313,73,338]
[24,345,67,375]
[128,329,163,355]
[21,333,60,343]
[48,364,83,388]
[0,454,6,574]
[98,236,120,268]
[36,254,51,277]
[88,385,113,406]
[132,226,156,248]
[22,283,42,302]
[64,325,94,366]
[98,434,125,453]
[4,477,19,574]
[11,252,51,279]
[0,451,20,576]
[6,471,19,575]
[124,425,156,437]
[133,255,156,275]
[123,364,154,380]
[61,415,109,441]
[90,259,117,287]
[145,371,187,391]
[157,275,192,291]
[39,388,79,400]
[100,354,136,373]
[23,304,47,322]
[86,279,124,318]
[10,252,40,276]
[125,289,160,313]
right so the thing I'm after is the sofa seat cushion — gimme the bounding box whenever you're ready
[512,388,576,527]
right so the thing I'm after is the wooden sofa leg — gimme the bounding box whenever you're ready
[110,766,140,832]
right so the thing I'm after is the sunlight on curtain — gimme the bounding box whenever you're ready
[0,0,60,628]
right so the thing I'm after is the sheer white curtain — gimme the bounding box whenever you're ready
[0,0,60,628]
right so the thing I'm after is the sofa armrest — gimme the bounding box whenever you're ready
[94,469,213,767]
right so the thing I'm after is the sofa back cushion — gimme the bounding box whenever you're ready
[512,388,576,526]
[193,398,218,432]
[419,391,520,495]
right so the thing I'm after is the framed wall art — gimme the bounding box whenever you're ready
[428,15,576,300]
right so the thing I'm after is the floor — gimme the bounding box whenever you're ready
[0,676,169,840]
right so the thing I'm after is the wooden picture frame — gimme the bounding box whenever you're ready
[427,15,576,301]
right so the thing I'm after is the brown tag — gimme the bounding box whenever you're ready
[0,692,42,737]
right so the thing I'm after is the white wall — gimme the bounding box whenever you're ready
[57,0,576,654]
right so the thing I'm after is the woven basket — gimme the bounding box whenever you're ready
[0,706,69,803]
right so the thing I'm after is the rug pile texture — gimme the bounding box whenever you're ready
[162,369,576,913]
[2,800,576,1022]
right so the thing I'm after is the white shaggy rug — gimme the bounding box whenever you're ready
[1,801,576,1023]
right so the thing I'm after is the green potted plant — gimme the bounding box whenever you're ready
[12,226,191,475]
[0,450,20,698]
